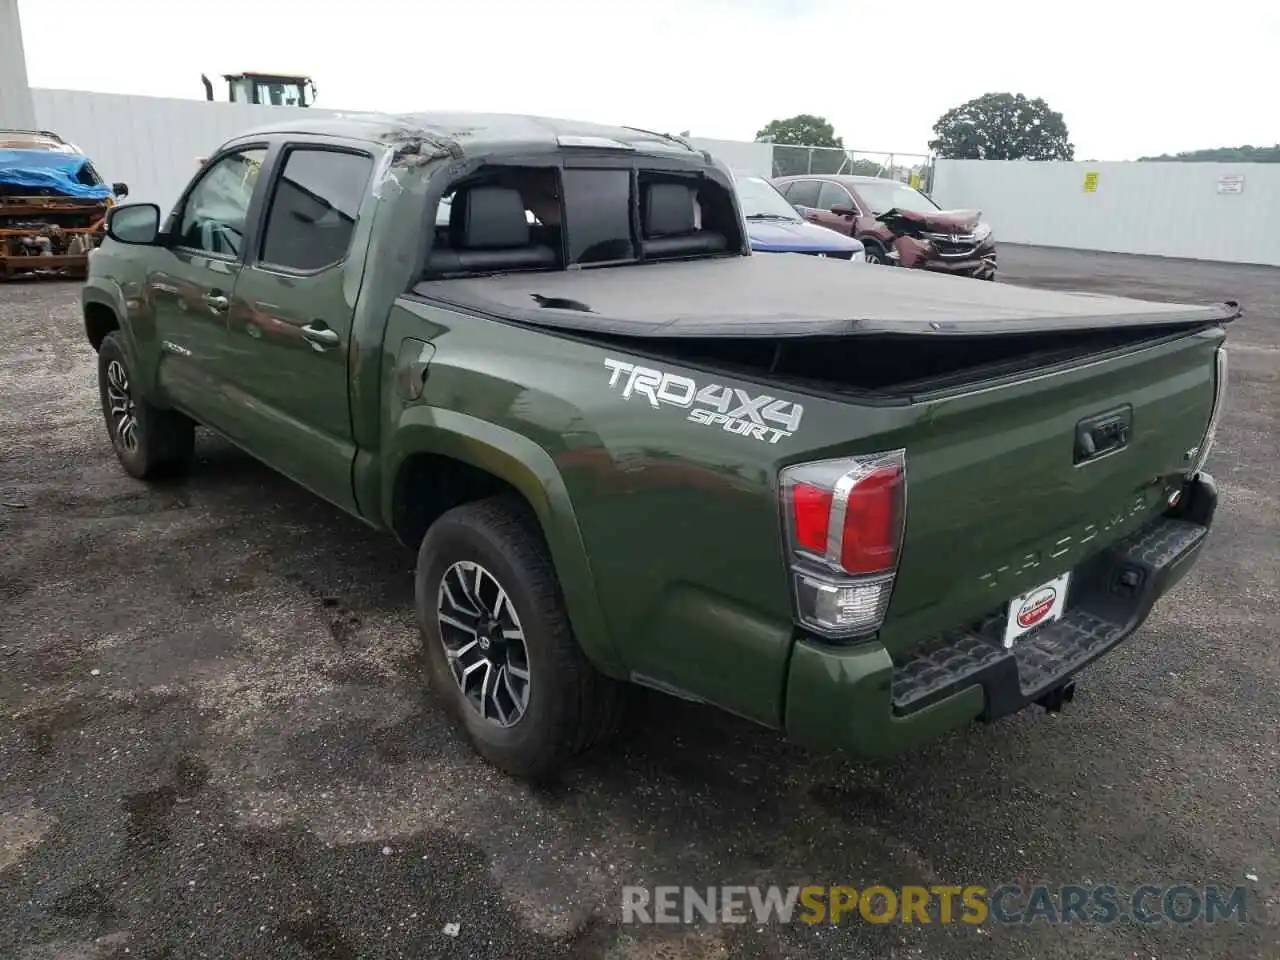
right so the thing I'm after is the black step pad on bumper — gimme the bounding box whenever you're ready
[890,517,1208,721]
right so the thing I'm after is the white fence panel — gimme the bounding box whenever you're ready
[0,0,35,128]
[31,89,347,212]
[932,159,1280,266]
[687,137,774,178]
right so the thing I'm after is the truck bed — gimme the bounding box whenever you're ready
[411,253,1239,339]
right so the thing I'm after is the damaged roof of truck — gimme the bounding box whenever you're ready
[232,111,709,161]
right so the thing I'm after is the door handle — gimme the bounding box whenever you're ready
[1074,405,1133,464]
[204,294,229,312]
[300,322,340,349]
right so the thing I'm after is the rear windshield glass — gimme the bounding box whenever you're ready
[562,169,634,265]
[419,161,741,282]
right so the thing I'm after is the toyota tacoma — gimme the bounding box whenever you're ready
[81,112,1234,778]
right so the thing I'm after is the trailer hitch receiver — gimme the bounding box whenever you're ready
[1036,681,1076,714]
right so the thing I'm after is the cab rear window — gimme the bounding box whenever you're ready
[562,169,634,265]
[421,161,741,280]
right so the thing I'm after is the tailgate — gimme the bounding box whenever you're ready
[879,327,1225,656]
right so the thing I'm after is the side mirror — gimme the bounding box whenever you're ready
[106,203,162,245]
[112,182,129,198]
[830,204,855,216]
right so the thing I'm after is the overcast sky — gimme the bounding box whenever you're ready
[17,0,1278,161]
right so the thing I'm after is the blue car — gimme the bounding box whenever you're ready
[733,173,865,261]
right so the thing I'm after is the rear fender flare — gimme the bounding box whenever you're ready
[384,408,625,677]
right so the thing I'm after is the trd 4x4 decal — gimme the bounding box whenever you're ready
[603,358,804,444]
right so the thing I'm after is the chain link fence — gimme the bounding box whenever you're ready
[769,144,935,193]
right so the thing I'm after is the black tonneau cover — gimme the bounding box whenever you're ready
[411,253,1239,338]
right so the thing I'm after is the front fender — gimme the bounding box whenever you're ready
[81,276,124,338]
[81,273,160,397]
[383,406,625,678]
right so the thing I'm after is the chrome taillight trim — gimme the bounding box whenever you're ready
[819,452,907,572]
[824,466,863,569]
[1190,345,1228,476]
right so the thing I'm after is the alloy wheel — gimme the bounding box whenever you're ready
[105,360,139,453]
[436,560,532,727]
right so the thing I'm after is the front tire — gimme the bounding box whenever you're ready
[862,243,891,266]
[415,497,625,779]
[97,331,195,480]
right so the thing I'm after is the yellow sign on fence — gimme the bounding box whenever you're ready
[1083,171,1100,193]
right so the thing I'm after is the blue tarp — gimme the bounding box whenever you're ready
[0,148,112,200]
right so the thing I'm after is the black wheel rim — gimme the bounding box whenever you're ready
[436,560,531,727]
[105,359,139,453]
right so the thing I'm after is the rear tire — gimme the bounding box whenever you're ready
[97,331,195,481]
[415,496,626,779]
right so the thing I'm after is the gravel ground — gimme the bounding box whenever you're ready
[0,246,1276,960]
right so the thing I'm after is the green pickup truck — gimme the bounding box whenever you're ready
[82,112,1235,778]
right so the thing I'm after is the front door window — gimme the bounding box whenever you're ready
[785,180,821,209]
[176,148,267,257]
[817,181,856,214]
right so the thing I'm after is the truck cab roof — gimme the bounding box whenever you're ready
[232,111,709,163]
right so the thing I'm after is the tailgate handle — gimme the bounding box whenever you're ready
[1075,405,1132,464]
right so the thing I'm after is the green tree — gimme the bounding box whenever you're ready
[1139,144,1280,162]
[756,114,842,148]
[928,92,1074,161]
[757,114,847,176]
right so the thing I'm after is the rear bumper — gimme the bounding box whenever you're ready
[783,472,1216,759]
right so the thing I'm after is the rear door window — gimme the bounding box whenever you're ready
[259,147,373,271]
[562,169,635,265]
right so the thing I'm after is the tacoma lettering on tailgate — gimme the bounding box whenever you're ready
[603,358,804,444]
[978,490,1153,590]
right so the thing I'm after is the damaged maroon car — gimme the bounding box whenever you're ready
[773,174,997,280]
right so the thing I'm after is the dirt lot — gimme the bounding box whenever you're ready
[1,246,1276,960]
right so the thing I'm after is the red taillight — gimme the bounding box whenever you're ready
[780,451,907,640]
[791,483,833,555]
[784,459,904,576]
[840,465,902,574]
